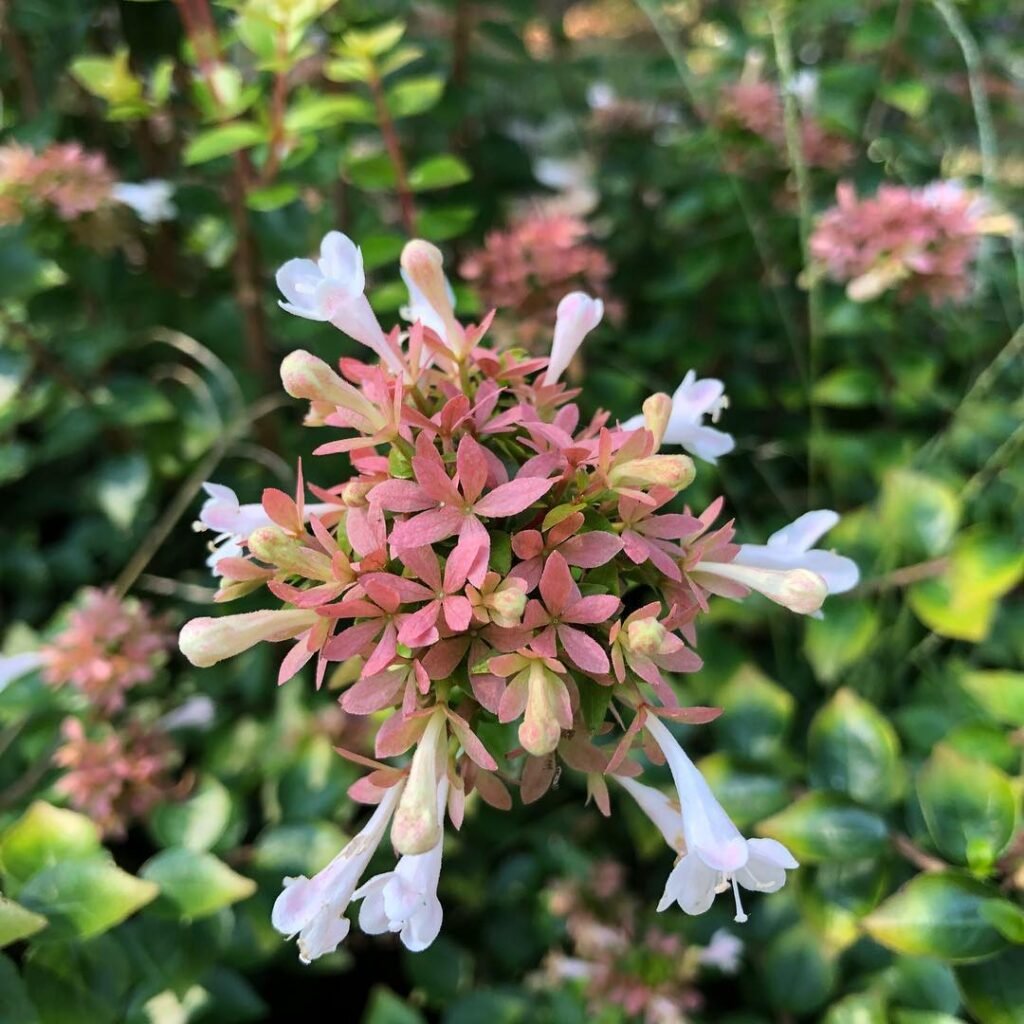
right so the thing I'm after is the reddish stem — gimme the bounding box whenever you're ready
[368,68,417,236]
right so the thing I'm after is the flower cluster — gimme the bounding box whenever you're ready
[808,181,1006,305]
[719,80,853,172]
[535,860,741,1023]
[53,717,178,839]
[41,587,173,714]
[0,141,175,226]
[179,231,859,961]
[459,213,619,348]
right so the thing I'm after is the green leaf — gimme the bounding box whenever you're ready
[0,802,101,891]
[713,663,794,764]
[917,746,1017,869]
[95,453,149,531]
[960,670,1024,727]
[344,152,398,190]
[70,50,142,106]
[0,896,47,947]
[417,205,477,242]
[283,94,375,132]
[824,993,888,1024]
[864,873,1008,963]
[141,848,256,920]
[880,80,932,117]
[808,689,902,806]
[184,122,266,165]
[980,899,1024,943]
[386,76,444,118]
[699,753,790,829]
[805,601,880,684]
[361,986,425,1024]
[18,857,158,940]
[879,470,960,559]
[408,155,471,191]
[958,948,1024,1024]
[149,776,234,853]
[577,678,613,733]
[812,367,879,407]
[246,183,300,211]
[0,953,39,1024]
[763,924,838,1014]
[324,55,373,82]
[252,822,348,877]
[341,20,406,58]
[758,793,889,862]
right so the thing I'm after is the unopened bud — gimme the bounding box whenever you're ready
[280,350,380,427]
[179,609,318,667]
[694,561,827,616]
[391,710,446,855]
[400,240,461,351]
[487,583,528,625]
[248,526,333,579]
[609,454,695,491]
[519,665,570,757]
[625,617,666,655]
[642,393,673,451]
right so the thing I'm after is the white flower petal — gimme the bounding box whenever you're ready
[318,231,364,293]
[767,510,839,552]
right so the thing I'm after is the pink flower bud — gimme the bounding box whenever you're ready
[247,526,334,579]
[392,710,447,855]
[400,240,461,352]
[280,350,380,428]
[179,609,318,667]
[519,664,572,757]
[625,617,666,655]
[609,454,695,491]
[641,392,673,450]
[487,582,528,626]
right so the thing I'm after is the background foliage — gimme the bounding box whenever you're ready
[1,0,1023,1021]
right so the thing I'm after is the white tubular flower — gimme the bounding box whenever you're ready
[196,482,333,576]
[391,710,447,855]
[355,777,449,952]
[0,651,43,694]
[272,781,404,963]
[642,715,798,923]
[111,180,177,223]
[543,291,603,386]
[276,231,403,373]
[732,510,860,596]
[615,775,686,853]
[401,266,456,344]
[692,560,827,616]
[623,370,735,463]
[698,929,744,973]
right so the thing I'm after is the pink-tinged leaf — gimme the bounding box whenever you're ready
[497,675,529,723]
[361,576,403,612]
[341,670,405,714]
[397,601,441,647]
[622,530,649,565]
[511,530,544,561]
[606,711,645,774]
[468,671,505,714]
[323,619,382,660]
[564,593,620,626]
[320,597,382,620]
[446,710,498,771]
[375,710,429,758]
[508,556,542,592]
[641,513,702,540]
[390,506,463,551]
[421,636,469,679]
[262,488,301,534]
[333,746,393,773]
[538,551,575,615]
[349,775,390,804]
[588,773,611,816]
[456,434,489,506]
[643,538,683,582]
[370,479,434,513]
[658,646,703,673]
[278,633,316,685]
[473,475,555,518]
[442,594,473,632]
[481,446,509,487]
[563,532,623,568]
[473,769,512,811]
[521,755,556,804]
[217,557,273,581]
[488,653,525,678]
[652,705,723,725]
[530,625,558,659]
[362,572,433,605]
[447,775,465,830]
[346,505,387,559]
[558,625,610,674]
[412,434,462,505]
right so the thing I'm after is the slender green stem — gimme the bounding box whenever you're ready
[931,0,1024,318]
[769,5,822,503]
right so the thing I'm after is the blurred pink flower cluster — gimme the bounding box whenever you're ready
[809,181,991,305]
[537,861,741,1023]
[41,587,173,713]
[53,718,178,839]
[0,141,116,225]
[719,81,852,171]
[459,213,619,346]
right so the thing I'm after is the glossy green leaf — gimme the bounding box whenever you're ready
[362,986,426,1024]
[959,670,1024,727]
[283,95,375,132]
[700,753,790,828]
[879,470,960,559]
[823,993,887,1024]
[95,453,149,531]
[344,152,398,190]
[958,948,1024,1024]
[805,602,880,684]
[184,122,266,165]
[713,663,794,764]
[979,899,1024,943]
[341,20,405,58]
[0,953,39,1024]
[17,857,158,940]
[864,873,1008,963]
[246,183,300,212]
[763,924,838,1013]
[0,802,101,891]
[417,205,477,242]
[408,155,472,191]
[809,689,902,806]
[252,822,348,877]
[812,367,878,407]
[0,896,47,947]
[880,80,932,117]
[149,775,234,853]
[758,793,889,862]
[142,848,256,920]
[916,746,1016,869]
[387,76,444,118]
